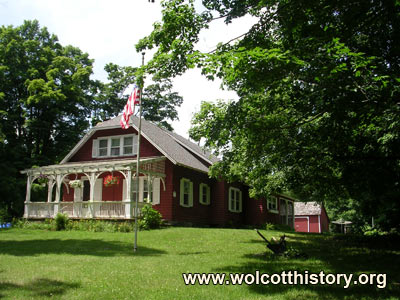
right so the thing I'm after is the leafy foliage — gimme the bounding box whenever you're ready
[139,204,163,230]
[138,0,400,230]
[54,213,69,231]
[94,63,183,131]
[0,20,96,217]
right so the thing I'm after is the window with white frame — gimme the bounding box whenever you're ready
[98,139,108,157]
[228,187,242,213]
[92,134,137,158]
[199,183,210,205]
[180,178,193,207]
[267,196,278,213]
[110,138,120,156]
[123,136,133,155]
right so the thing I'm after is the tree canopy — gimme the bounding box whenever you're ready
[137,0,400,229]
[94,63,183,131]
[0,20,183,219]
[0,20,97,216]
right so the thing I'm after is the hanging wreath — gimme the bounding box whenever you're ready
[104,175,120,187]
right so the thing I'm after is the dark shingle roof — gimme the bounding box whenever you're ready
[94,115,218,173]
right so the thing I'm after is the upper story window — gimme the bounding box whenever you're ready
[92,134,138,158]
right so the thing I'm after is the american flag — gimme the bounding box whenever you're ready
[120,85,141,129]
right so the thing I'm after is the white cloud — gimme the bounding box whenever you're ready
[0,0,256,138]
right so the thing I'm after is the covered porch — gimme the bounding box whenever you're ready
[21,157,166,220]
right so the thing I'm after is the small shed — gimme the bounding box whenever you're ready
[294,202,329,233]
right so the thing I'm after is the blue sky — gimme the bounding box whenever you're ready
[0,0,255,137]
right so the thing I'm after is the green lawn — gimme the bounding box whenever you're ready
[0,227,399,299]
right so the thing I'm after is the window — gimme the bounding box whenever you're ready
[98,139,108,157]
[180,178,193,207]
[199,183,210,205]
[228,187,242,213]
[267,196,278,213]
[92,134,137,158]
[143,177,153,203]
[110,138,120,156]
[123,137,133,155]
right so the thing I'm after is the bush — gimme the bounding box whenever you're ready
[139,205,163,230]
[265,223,276,230]
[54,213,69,231]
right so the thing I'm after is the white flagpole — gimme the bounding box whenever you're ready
[133,52,145,252]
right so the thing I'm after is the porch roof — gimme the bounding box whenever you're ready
[21,156,166,176]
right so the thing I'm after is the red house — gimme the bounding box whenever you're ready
[21,115,295,227]
[294,202,329,233]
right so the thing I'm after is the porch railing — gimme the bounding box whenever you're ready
[24,201,145,219]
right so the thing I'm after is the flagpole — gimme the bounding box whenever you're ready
[134,52,145,252]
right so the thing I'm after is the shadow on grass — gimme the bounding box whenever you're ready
[0,239,167,257]
[215,231,400,299]
[0,278,80,298]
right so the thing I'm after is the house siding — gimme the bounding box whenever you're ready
[69,127,162,162]
[320,207,330,232]
[170,165,214,224]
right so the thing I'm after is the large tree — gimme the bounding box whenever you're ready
[0,20,96,217]
[94,63,183,131]
[137,0,400,229]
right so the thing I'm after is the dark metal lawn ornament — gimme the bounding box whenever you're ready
[255,229,287,255]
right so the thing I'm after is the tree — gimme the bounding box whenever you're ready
[95,63,183,131]
[0,20,96,217]
[137,0,400,230]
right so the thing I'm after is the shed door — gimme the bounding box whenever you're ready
[295,217,309,233]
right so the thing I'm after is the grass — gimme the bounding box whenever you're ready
[0,227,399,300]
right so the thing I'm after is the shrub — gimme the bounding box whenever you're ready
[265,223,276,230]
[54,213,69,231]
[139,205,162,230]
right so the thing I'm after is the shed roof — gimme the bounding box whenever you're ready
[294,201,322,216]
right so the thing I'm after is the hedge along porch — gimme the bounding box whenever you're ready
[21,157,166,219]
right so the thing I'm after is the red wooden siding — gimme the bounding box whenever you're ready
[295,217,309,232]
[320,207,330,232]
[69,127,163,162]
[169,165,214,224]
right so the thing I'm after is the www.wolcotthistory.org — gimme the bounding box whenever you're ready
[182,270,387,289]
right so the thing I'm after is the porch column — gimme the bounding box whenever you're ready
[54,174,62,216]
[47,178,54,203]
[125,169,132,218]
[89,172,96,218]
[24,175,32,218]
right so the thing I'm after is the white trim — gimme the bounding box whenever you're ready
[295,216,310,232]
[95,134,138,158]
[61,129,95,163]
[228,187,242,213]
[318,215,321,233]
[180,177,193,208]
[267,196,278,214]
[199,183,210,205]
[60,123,178,165]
